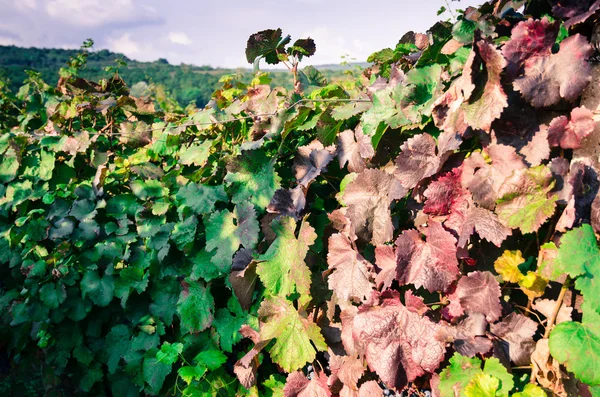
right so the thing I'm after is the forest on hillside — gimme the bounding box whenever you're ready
[0,45,355,109]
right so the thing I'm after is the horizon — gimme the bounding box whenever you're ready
[0,0,485,69]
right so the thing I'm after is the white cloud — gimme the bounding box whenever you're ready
[300,26,370,65]
[168,32,192,46]
[0,36,18,46]
[45,0,160,28]
[12,0,37,10]
[105,33,140,56]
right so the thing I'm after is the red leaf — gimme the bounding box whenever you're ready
[502,17,559,76]
[327,233,375,303]
[514,34,593,107]
[394,133,440,189]
[284,371,331,397]
[341,169,407,245]
[547,106,595,149]
[395,222,460,292]
[490,312,538,366]
[328,350,365,391]
[374,244,397,290]
[338,126,375,173]
[352,291,446,389]
[553,0,600,27]
[450,271,502,323]
[433,36,507,134]
[294,140,335,187]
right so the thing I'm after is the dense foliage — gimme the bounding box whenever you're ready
[0,45,354,109]
[2,0,600,396]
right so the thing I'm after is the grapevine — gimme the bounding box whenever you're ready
[1,1,600,396]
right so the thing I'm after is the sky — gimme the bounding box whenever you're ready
[0,0,484,68]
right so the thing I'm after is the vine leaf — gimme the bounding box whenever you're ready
[294,140,335,187]
[205,202,259,272]
[337,127,375,173]
[501,17,558,76]
[553,0,600,28]
[175,182,227,215]
[267,186,306,219]
[340,168,407,245]
[433,35,507,134]
[448,271,502,323]
[257,297,327,373]
[549,309,600,386]
[245,28,291,65]
[547,106,595,150]
[494,250,526,283]
[283,371,331,397]
[496,165,558,234]
[490,312,537,366]
[394,133,440,189]
[352,291,445,389]
[327,232,374,303]
[256,216,316,298]
[328,349,365,391]
[395,221,460,293]
[287,38,316,61]
[438,353,513,397]
[176,279,214,333]
[514,34,593,107]
[553,224,600,316]
[225,150,281,210]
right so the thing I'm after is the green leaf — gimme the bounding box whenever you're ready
[258,296,326,372]
[439,354,482,397]
[0,147,19,183]
[80,270,114,307]
[157,342,183,365]
[453,19,476,44]
[496,166,557,234]
[464,373,500,397]
[212,298,248,352]
[176,279,214,333]
[263,374,286,397]
[178,365,207,385]
[171,215,198,252]
[179,140,212,166]
[194,349,227,370]
[105,325,131,374]
[205,202,259,271]
[131,179,168,200]
[256,216,316,298]
[549,310,600,386]
[143,352,172,394]
[79,365,104,392]
[39,150,55,180]
[483,357,514,396]
[150,278,180,326]
[553,224,600,316]
[439,353,513,397]
[176,182,228,215]
[224,150,281,210]
[554,224,599,279]
[513,384,547,397]
[39,282,66,309]
[300,65,328,87]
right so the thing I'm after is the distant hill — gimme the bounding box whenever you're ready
[0,45,360,108]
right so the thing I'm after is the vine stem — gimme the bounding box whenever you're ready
[543,278,570,339]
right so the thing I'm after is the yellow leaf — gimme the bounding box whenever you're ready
[494,250,525,283]
[519,271,548,299]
